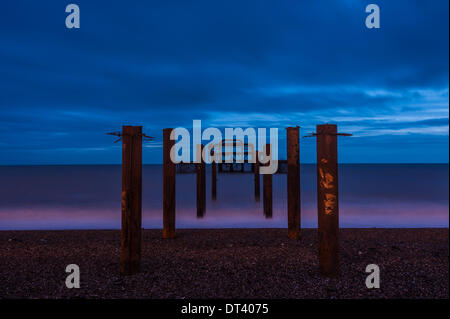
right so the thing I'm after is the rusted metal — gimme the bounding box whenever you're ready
[196,144,206,218]
[212,150,217,201]
[163,128,176,239]
[315,124,348,277]
[254,150,260,201]
[215,139,255,173]
[120,126,142,275]
[287,126,301,240]
[304,132,352,138]
[107,131,154,144]
[263,144,273,218]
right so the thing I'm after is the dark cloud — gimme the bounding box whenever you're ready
[0,0,448,164]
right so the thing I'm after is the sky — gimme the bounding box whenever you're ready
[0,0,448,164]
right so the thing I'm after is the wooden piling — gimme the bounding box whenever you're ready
[163,128,176,239]
[254,151,260,201]
[121,125,142,275]
[263,144,273,218]
[197,144,206,218]
[316,124,339,277]
[287,126,301,240]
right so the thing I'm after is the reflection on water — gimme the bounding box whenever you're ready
[0,164,448,229]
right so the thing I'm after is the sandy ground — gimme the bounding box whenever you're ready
[0,228,448,299]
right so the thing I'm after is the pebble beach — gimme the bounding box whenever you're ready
[0,228,448,299]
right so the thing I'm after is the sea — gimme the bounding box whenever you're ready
[0,164,448,230]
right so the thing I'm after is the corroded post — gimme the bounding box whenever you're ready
[254,151,260,201]
[287,126,301,240]
[163,128,176,239]
[316,124,339,277]
[197,144,206,218]
[212,150,217,201]
[263,144,272,218]
[121,125,142,275]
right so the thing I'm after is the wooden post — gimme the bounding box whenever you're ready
[254,151,260,201]
[316,124,339,277]
[263,144,272,218]
[196,144,206,218]
[163,128,176,239]
[287,126,301,240]
[121,125,142,275]
[212,153,217,201]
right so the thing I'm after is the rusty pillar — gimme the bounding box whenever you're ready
[263,144,273,218]
[196,144,206,218]
[212,151,217,201]
[254,151,260,201]
[163,128,176,239]
[316,124,339,277]
[121,125,142,275]
[287,126,301,240]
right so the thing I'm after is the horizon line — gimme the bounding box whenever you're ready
[0,162,448,167]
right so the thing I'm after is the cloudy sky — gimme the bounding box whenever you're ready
[0,0,448,164]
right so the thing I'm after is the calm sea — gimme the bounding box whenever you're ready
[0,164,448,230]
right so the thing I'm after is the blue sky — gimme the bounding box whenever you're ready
[0,0,448,164]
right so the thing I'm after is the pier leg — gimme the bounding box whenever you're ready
[316,124,339,277]
[287,126,301,240]
[163,128,176,239]
[263,144,273,218]
[121,125,142,275]
[254,151,260,201]
[197,144,206,218]
[212,158,217,201]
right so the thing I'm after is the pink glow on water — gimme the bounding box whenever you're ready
[0,164,448,230]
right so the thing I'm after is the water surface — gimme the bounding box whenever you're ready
[0,164,448,229]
